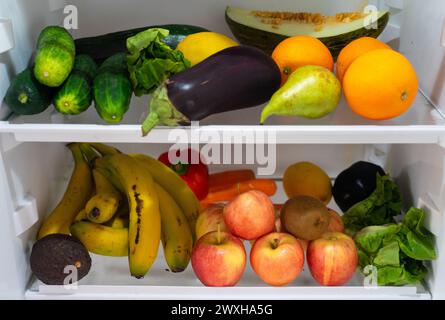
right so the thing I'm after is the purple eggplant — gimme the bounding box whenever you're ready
[142,45,281,135]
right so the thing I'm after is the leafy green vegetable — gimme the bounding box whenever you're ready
[355,224,400,253]
[343,174,402,234]
[126,28,190,96]
[373,241,400,267]
[376,262,427,286]
[397,208,436,260]
[354,207,436,286]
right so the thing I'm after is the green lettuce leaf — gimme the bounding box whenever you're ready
[126,28,190,96]
[355,224,400,253]
[397,208,436,260]
[376,261,427,286]
[354,207,436,286]
[343,174,402,234]
[373,241,400,267]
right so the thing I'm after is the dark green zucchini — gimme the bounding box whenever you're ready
[5,68,54,115]
[53,55,98,115]
[93,53,132,123]
[34,26,75,87]
[75,24,208,64]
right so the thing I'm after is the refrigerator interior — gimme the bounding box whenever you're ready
[0,0,445,300]
[0,142,444,299]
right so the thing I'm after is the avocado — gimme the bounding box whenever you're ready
[30,234,91,285]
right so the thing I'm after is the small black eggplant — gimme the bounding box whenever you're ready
[142,45,281,135]
[333,161,386,212]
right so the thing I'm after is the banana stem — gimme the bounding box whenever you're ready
[67,143,85,165]
[79,143,100,166]
[89,143,122,156]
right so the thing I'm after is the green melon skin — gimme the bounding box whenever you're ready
[34,42,75,87]
[93,71,132,123]
[225,9,389,59]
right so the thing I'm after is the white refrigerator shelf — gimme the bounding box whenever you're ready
[1,91,444,145]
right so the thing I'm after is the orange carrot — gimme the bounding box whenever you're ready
[209,170,255,191]
[200,179,277,208]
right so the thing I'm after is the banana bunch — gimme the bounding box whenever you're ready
[37,142,199,277]
[58,143,200,277]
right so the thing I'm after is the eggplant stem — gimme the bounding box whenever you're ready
[141,112,160,137]
[141,84,189,137]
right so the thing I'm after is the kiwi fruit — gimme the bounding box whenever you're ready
[281,196,330,241]
[30,233,91,285]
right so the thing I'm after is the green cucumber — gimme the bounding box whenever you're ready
[73,54,98,79]
[225,6,389,58]
[5,68,54,115]
[37,26,75,54]
[34,26,75,87]
[53,55,98,115]
[93,54,132,123]
[75,24,208,64]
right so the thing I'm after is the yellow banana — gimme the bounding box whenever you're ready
[96,154,161,278]
[74,209,88,222]
[37,143,94,239]
[85,169,121,223]
[70,221,128,256]
[155,183,193,272]
[105,202,129,229]
[131,154,201,241]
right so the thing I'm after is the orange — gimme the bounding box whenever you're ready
[343,49,418,120]
[336,37,391,83]
[272,36,334,85]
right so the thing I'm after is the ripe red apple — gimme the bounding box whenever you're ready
[307,232,358,286]
[251,232,304,286]
[191,230,246,286]
[298,239,309,252]
[327,208,345,233]
[223,190,275,240]
[195,203,227,240]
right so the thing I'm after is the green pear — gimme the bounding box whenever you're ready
[261,66,341,124]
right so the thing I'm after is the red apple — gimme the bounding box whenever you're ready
[298,239,309,252]
[251,232,304,286]
[223,190,275,240]
[327,208,345,233]
[191,231,246,286]
[307,232,358,286]
[195,203,227,240]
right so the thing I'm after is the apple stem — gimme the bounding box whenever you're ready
[272,238,280,249]
[217,223,221,245]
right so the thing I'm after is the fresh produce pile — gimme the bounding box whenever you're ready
[6,6,419,136]
[33,143,200,282]
[30,145,436,287]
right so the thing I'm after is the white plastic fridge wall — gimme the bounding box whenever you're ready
[0,142,444,299]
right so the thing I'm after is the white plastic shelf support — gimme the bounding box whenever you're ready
[0,18,14,54]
